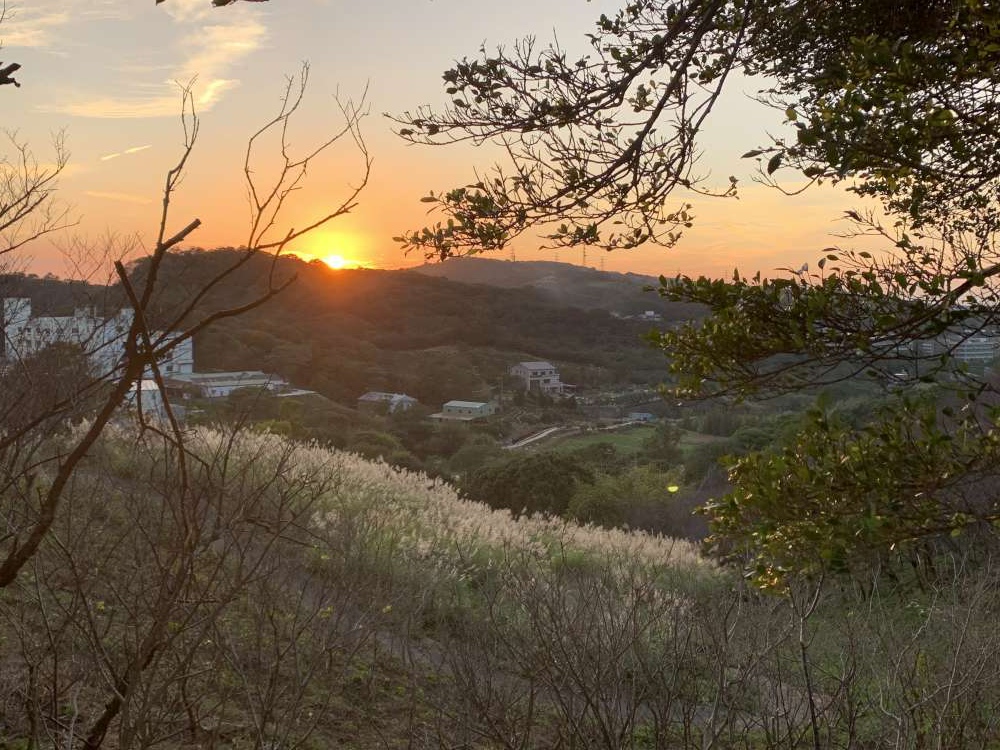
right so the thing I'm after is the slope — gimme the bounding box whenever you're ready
[132,249,682,405]
[412,256,707,318]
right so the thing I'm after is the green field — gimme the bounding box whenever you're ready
[544,424,730,458]
[546,424,657,454]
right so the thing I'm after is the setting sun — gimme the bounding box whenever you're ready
[323,254,351,269]
[291,249,373,269]
[294,229,374,270]
[319,253,374,270]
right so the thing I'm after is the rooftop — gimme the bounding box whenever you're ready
[358,391,416,402]
[168,371,281,387]
[516,361,557,371]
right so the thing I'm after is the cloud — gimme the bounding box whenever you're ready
[59,95,193,119]
[40,162,87,180]
[0,7,70,48]
[158,0,214,24]
[84,191,153,205]
[35,7,267,118]
[99,144,153,161]
[1,2,129,48]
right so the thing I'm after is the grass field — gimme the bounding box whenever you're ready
[543,423,731,458]
[546,424,657,454]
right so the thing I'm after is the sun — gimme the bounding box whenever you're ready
[319,252,374,270]
[293,230,373,269]
[323,254,351,269]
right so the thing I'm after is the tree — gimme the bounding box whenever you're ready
[463,452,593,516]
[0,341,102,432]
[395,0,1000,582]
[568,464,686,532]
[396,1,1000,255]
[640,420,683,468]
[1,15,372,737]
[0,66,369,590]
[0,130,71,254]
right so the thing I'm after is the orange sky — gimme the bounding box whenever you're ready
[5,0,883,282]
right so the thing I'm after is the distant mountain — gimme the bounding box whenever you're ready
[411,258,705,320]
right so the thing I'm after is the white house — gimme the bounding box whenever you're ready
[165,370,287,399]
[430,400,497,422]
[509,360,572,395]
[627,412,657,423]
[357,391,419,414]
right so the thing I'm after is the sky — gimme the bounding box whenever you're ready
[3,0,870,280]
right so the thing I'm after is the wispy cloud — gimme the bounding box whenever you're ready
[32,4,267,118]
[1,1,129,47]
[158,0,215,24]
[0,7,70,48]
[99,144,153,161]
[84,191,153,205]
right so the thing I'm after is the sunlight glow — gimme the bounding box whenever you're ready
[322,253,371,270]
[294,229,374,270]
[324,254,350,269]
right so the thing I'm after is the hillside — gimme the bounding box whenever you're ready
[3,256,996,750]
[0,251,689,407]
[1,424,991,749]
[126,249,685,405]
[412,257,707,318]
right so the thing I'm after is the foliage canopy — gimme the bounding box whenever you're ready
[397,0,1000,584]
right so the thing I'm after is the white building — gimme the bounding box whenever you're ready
[1,297,194,377]
[357,391,419,414]
[509,360,572,395]
[156,332,194,377]
[165,370,287,399]
[916,330,1000,365]
[125,379,165,418]
[430,400,497,422]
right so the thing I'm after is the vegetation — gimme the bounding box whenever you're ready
[5,0,1000,745]
[413,256,708,318]
[398,0,1000,585]
[117,249,670,404]
[4,425,1000,748]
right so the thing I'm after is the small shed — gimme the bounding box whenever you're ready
[357,391,419,414]
[430,400,497,422]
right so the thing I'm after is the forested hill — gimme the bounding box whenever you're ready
[3,250,693,406]
[173,251,677,405]
[413,256,707,318]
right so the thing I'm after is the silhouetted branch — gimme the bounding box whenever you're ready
[0,62,20,88]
